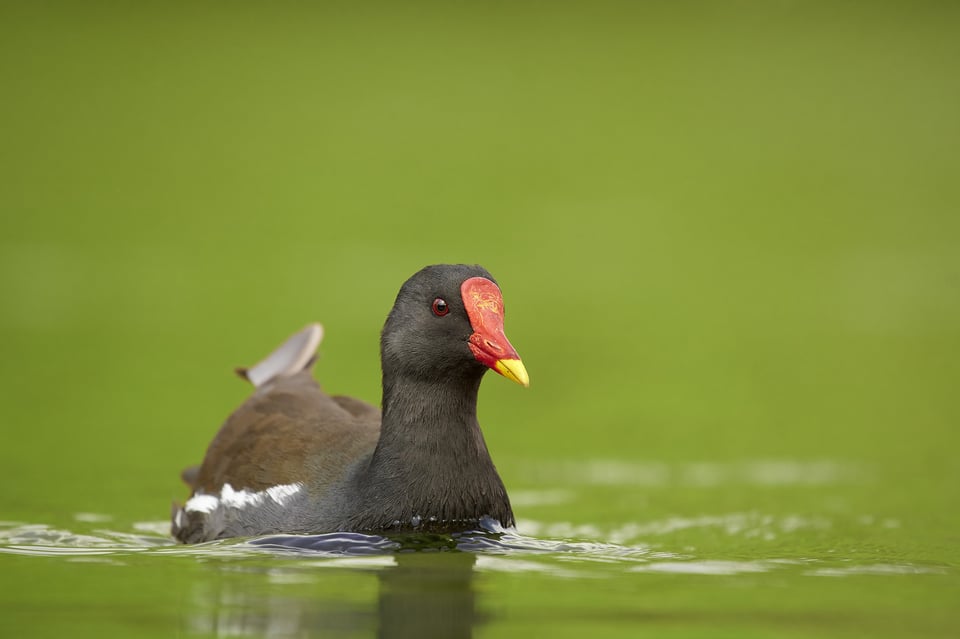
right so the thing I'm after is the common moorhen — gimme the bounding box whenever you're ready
[171,264,528,543]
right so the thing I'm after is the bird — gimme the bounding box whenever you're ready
[171,264,529,543]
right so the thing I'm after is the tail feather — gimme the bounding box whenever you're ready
[180,465,200,488]
[238,323,324,388]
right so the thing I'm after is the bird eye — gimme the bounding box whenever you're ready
[432,298,449,316]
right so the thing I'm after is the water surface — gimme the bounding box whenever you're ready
[2,459,956,638]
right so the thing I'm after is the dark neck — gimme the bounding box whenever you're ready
[348,372,513,532]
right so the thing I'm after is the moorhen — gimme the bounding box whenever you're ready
[171,264,528,543]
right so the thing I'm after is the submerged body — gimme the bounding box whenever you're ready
[172,264,527,543]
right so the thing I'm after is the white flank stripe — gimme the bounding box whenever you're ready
[220,484,264,509]
[266,483,303,505]
[184,494,219,514]
[185,482,303,515]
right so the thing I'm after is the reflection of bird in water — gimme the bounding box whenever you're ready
[378,551,478,639]
[186,550,481,639]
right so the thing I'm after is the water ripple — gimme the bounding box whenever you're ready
[0,518,950,579]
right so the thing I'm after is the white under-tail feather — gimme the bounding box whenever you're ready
[238,323,323,388]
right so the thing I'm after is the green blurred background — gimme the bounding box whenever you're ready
[1,1,958,635]
[4,0,958,515]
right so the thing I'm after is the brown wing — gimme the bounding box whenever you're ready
[192,371,380,495]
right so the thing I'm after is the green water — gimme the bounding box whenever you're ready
[1,1,958,636]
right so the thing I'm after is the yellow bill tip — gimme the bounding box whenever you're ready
[494,358,530,387]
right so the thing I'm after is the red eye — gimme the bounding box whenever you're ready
[432,298,449,316]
